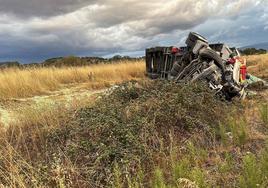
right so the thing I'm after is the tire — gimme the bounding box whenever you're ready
[191,63,217,83]
[186,32,208,48]
[170,61,181,76]
[199,48,225,74]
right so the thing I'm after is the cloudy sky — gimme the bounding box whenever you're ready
[0,0,267,63]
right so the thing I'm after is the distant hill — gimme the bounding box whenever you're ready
[241,42,268,50]
[0,61,21,68]
[0,55,144,69]
[41,55,143,67]
[41,56,108,67]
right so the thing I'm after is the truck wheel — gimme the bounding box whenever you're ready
[186,32,208,48]
[199,48,225,74]
[170,61,181,76]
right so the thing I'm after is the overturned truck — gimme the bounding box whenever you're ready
[145,32,247,100]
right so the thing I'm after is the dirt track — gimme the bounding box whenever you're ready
[0,84,106,127]
[0,80,267,128]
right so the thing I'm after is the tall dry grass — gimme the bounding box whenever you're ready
[0,61,145,98]
[1,80,267,187]
[0,95,95,187]
[0,54,265,99]
[0,54,267,187]
[246,53,268,78]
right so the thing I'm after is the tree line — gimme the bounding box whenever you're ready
[240,48,267,55]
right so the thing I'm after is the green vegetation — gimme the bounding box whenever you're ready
[0,55,144,69]
[0,80,267,187]
[217,117,248,147]
[241,48,267,55]
[42,56,107,67]
[42,55,143,67]
[66,81,228,186]
[0,61,21,68]
[239,145,268,188]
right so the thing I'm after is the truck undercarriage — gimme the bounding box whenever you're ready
[145,32,248,100]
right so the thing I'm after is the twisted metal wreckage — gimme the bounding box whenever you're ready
[145,32,267,100]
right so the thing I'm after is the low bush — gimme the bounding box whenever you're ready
[0,80,230,187]
[239,144,268,187]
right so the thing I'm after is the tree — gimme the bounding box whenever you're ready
[241,48,267,55]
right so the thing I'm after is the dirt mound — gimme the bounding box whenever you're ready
[42,80,229,186]
[1,80,268,187]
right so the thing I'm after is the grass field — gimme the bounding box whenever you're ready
[0,54,267,187]
[0,54,267,99]
[0,61,145,98]
[247,53,268,78]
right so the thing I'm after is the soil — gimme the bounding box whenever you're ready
[0,84,106,127]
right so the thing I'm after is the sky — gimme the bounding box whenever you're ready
[0,0,267,63]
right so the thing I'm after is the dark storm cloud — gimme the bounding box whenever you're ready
[0,0,267,63]
[88,0,224,36]
[0,0,94,18]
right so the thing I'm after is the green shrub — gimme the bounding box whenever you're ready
[152,168,166,188]
[218,152,235,174]
[112,163,123,188]
[156,158,209,188]
[239,145,268,188]
[225,118,248,146]
[215,117,248,147]
[239,153,262,188]
[66,81,228,186]
[186,142,208,165]
[190,168,208,188]
[218,123,228,146]
[172,158,191,181]
[0,80,230,187]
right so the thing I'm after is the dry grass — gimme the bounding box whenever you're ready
[0,61,145,99]
[0,95,95,187]
[0,81,230,187]
[0,81,267,187]
[246,53,268,78]
[0,54,267,187]
[0,54,265,99]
